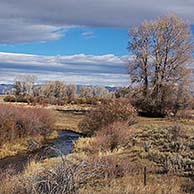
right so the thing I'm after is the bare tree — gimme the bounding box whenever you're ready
[93,86,110,99]
[66,84,77,100]
[80,86,94,98]
[15,75,37,96]
[80,86,111,99]
[33,85,42,97]
[15,81,22,96]
[42,81,66,98]
[128,13,193,116]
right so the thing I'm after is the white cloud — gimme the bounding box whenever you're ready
[0,0,194,43]
[0,18,71,43]
[0,52,192,86]
[0,52,129,86]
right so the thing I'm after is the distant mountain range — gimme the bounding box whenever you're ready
[0,84,118,95]
[0,84,14,94]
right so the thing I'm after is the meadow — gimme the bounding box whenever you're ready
[0,99,194,193]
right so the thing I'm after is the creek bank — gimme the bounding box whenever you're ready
[0,130,80,174]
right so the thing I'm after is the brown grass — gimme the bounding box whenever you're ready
[0,135,44,159]
[80,175,184,194]
[55,111,86,132]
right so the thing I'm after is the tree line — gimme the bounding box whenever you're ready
[5,75,115,105]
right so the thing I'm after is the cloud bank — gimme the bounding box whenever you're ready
[0,0,194,43]
[0,52,129,86]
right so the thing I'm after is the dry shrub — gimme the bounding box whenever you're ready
[0,157,105,194]
[133,86,193,118]
[0,104,56,145]
[91,122,131,153]
[0,167,16,180]
[0,154,141,194]
[86,154,143,179]
[168,124,185,141]
[1,153,182,194]
[74,122,132,154]
[181,179,194,193]
[79,99,136,135]
[3,95,16,102]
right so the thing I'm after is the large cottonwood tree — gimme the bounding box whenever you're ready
[128,14,193,116]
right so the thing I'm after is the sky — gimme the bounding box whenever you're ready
[0,0,194,86]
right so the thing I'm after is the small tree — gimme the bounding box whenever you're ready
[128,13,193,116]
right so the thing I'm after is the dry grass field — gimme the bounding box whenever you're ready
[2,115,194,193]
[1,101,194,193]
[54,111,86,132]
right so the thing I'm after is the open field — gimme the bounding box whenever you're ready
[135,116,194,131]
[1,114,194,193]
[54,111,86,132]
[1,101,194,193]
[1,100,194,160]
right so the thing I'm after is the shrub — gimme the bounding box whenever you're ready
[85,97,99,105]
[79,99,137,135]
[15,95,29,103]
[33,97,49,106]
[0,158,105,194]
[3,95,16,102]
[72,97,99,105]
[0,153,143,194]
[95,122,131,151]
[73,97,87,104]
[0,104,56,145]
[0,149,182,194]
[81,122,131,153]
[74,122,131,154]
[131,84,193,117]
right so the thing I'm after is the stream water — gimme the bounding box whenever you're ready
[0,130,80,174]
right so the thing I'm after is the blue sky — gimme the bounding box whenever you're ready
[0,0,194,86]
[0,27,129,57]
